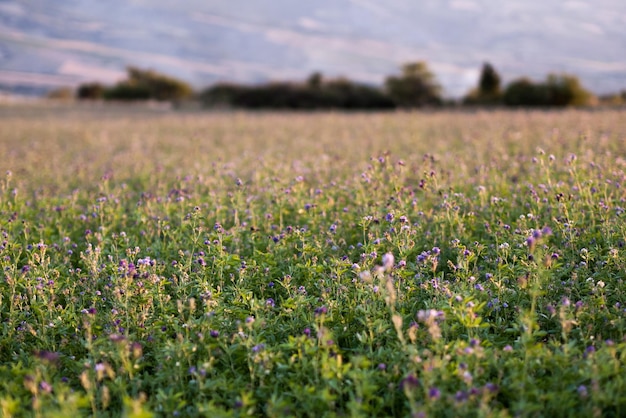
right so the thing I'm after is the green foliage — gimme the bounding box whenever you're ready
[479,62,501,97]
[200,74,395,110]
[125,67,193,102]
[503,74,594,107]
[544,73,593,106]
[385,62,443,108]
[104,82,152,101]
[2,108,626,416]
[76,83,106,100]
[98,67,193,102]
[464,62,502,105]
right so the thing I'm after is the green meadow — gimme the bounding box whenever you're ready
[1,106,626,417]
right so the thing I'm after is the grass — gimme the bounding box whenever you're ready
[1,106,626,417]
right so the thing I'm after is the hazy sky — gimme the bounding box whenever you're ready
[1,0,625,96]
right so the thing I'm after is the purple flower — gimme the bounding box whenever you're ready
[484,382,499,393]
[377,363,386,371]
[266,298,275,308]
[210,330,220,338]
[385,213,394,222]
[428,387,441,400]
[315,306,328,316]
[577,385,588,398]
[400,374,419,390]
[35,350,60,364]
[40,381,53,394]
[455,390,468,402]
[303,328,311,337]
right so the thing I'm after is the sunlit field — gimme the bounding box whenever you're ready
[1,106,626,417]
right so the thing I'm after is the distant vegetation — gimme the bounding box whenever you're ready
[200,74,395,110]
[76,67,193,102]
[71,61,621,109]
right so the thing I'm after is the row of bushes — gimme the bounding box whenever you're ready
[69,62,606,109]
[200,76,395,110]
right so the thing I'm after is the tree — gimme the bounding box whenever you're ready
[385,62,442,108]
[463,62,502,105]
[502,78,552,107]
[479,62,501,97]
[544,74,593,106]
[503,74,594,107]
[76,82,106,100]
[307,72,323,89]
[124,67,193,101]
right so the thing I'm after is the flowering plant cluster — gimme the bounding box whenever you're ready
[1,109,626,416]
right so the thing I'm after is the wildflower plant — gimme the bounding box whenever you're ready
[1,108,626,416]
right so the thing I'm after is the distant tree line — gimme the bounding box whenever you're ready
[199,62,444,110]
[201,74,395,110]
[76,67,193,102]
[70,61,623,109]
[464,63,594,107]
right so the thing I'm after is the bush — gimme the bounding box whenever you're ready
[502,78,549,107]
[103,83,152,101]
[503,74,594,107]
[463,63,503,105]
[200,75,395,110]
[76,83,106,100]
[385,62,442,108]
[125,67,193,102]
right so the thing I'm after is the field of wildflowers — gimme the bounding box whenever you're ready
[1,106,626,417]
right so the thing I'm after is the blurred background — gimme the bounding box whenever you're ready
[1,0,625,106]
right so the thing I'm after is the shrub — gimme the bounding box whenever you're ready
[76,83,106,100]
